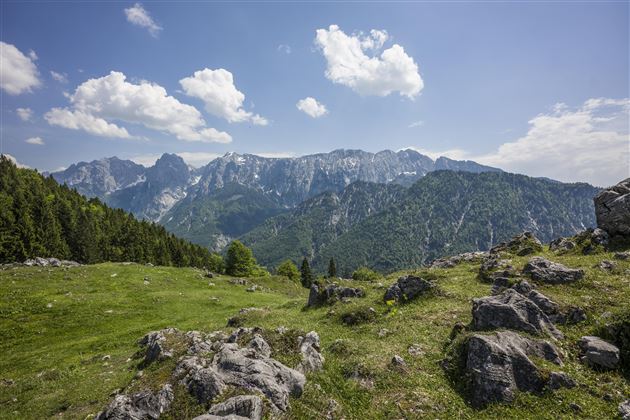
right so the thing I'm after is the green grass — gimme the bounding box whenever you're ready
[1,249,629,419]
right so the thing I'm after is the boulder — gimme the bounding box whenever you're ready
[205,395,263,420]
[594,178,630,237]
[619,399,630,420]
[614,251,630,260]
[549,237,576,253]
[383,275,434,303]
[578,336,620,369]
[471,289,563,339]
[464,331,563,408]
[138,328,179,365]
[478,255,516,282]
[547,372,576,391]
[522,257,584,284]
[249,334,272,358]
[297,331,324,373]
[307,284,364,307]
[597,260,616,271]
[591,228,610,246]
[430,251,487,268]
[96,384,174,420]
[490,232,543,256]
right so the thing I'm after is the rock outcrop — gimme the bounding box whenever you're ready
[297,332,324,373]
[429,251,487,268]
[619,399,630,420]
[464,331,563,408]
[522,257,584,284]
[194,395,264,420]
[478,255,516,283]
[579,336,620,369]
[383,275,434,303]
[138,328,179,365]
[307,284,365,307]
[96,384,174,420]
[594,178,630,238]
[490,232,543,256]
[471,289,563,339]
[23,257,80,267]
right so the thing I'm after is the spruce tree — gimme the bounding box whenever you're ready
[300,257,313,289]
[327,257,337,278]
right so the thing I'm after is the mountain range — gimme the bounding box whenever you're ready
[50,149,601,272]
[51,149,501,249]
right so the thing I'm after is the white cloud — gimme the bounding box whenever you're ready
[45,71,231,143]
[253,151,296,159]
[314,25,423,98]
[277,44,292,54]
[130,151,221,168]
[25,136,45,145]
[1,154,29,168]
[50,70,68,83]
[296,97,328,118]
[474,98,630,187]
[405,98,630,187]
[0,42,41,95]
[408,120,424,128]
[124,3,162,37]
[16,107,33,121]
[45,108,131,139]
[179,68,268,125]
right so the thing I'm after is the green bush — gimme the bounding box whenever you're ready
[225,240,257,277]
[351,266,381,282]
[276,259,300,282]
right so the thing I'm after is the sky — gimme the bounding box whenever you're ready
[1,1,628,187]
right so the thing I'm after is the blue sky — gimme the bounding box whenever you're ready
[1,1,628,186]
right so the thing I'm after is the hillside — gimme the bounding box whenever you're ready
[0,156,220,269]
[1,241,628,419]
[244,171,600,273]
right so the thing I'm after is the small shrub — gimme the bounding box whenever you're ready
[351,267,381,282]
[340,307,377,326]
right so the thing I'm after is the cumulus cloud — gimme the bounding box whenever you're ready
[179,68,268,125]
[0,42,41,95]
[50,70,68,83]
[124,3,162,37]
[314,25,423,98]
[16,107,33,121]
[405,98,630,186]
[25,136,45,145]
[130,151,221,167]
[474,98,630,187]
[45,71,231,143]
[296,97,328,118]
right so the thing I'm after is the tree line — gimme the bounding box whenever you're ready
[0,156,222,270]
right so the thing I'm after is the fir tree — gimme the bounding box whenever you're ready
[327,257,337,278]
[300,257,313,289]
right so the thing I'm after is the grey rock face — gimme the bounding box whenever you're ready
[478,255,516,282]
[522,257,584,284]
[96,384,174,420]
[619,399,630,420]
[547,372,576,390]
[430,251,488,268]
[549,237,576,253]
[23,257,80,267]
[594,178,630,237]
[490,231,543,256]
[307,284,364,307]
[138,328,179,365]
[383,275,434,303]
[471,289,563,339]
[597,260,616,271]
[205,395,263,420]
[297,331,324,373]
[465,331,562,408]
[578,336,620,369]
[591,228,610,245]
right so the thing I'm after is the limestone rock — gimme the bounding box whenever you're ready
[297,331,324,373]
[549,237,576,253]
[96,384,174,420]
[205,395,263,420]
[522,257,584,284]
[465,331,562,408]
[490,231,543,256]
[619,399,630,420]
[383,275,434,303]
[471,289,563,339]
[478,255,516,282]
[307,284,365,307]
[578,336,620,369]
[547,372,576,390]
[594,178,630,237]
[138,328,179,365]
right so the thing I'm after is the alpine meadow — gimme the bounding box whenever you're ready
[1,2,629,420]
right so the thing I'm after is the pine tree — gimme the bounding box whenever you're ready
[327,257,337,278]
[300,258,313,289]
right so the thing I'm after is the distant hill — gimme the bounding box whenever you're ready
[243,171,600,273]
[0,156,221,269]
